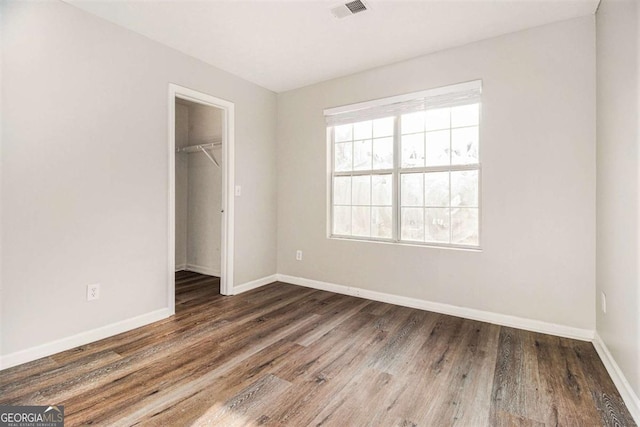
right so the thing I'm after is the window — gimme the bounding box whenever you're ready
[326,81,481,248]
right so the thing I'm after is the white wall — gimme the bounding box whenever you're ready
[175,103,189,268]
[186,103,223,276]
[277,17,596,330]
[1,0,277,358]
[596,0,640,398]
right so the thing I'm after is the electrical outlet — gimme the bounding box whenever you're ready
[87,283,100,301]
[235,185,242,196]
[601,291,606,314]
[296,250,303,261]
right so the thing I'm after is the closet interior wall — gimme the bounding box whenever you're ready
[175,99,223,277]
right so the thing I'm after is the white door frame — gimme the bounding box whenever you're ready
[168,83,235,313]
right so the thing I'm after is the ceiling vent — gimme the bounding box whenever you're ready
[331,0,369,19]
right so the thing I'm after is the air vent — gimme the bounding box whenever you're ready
[345,0,367,14]
[331,0,369,19]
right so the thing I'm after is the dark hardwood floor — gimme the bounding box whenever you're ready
[0,271,635,426]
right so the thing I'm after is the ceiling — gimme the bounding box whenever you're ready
[64,0,599,93]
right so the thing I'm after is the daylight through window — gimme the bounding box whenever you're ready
[326,81,481,248]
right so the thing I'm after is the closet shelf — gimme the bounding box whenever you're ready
[176,142,221,167]
[176,141,221,153]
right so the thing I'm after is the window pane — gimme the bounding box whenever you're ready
[330,97,480,247]
[373,117,394,137]
[352,175,371,206]
[333,176,351,205]
[424,172,449,207]
[335,124,353,142]
[353,139,372,170]
[451,103,479,128]
[401,173,424,207]
[335,142,352,171]
[333,206,351,235]
[452,208,478,245]
[425,208,450,243]
[372,207,392,239]
[372,174,392,206]
[425,107,450,131]
[451,126,479,165]
[354,120,373,140]
[401,111,425,134]
[451,170,478,207]
[352,206,371,237]
[425,130,450,167]
[401,133,425,168]
[373,137,393,170]
[401,208,424,241]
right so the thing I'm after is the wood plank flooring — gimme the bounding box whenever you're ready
[0,271,635,426]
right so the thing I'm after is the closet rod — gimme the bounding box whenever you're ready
[176,141,221,153]
[176,142,221,167]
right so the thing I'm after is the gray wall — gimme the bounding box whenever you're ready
[0,0,4,361]
[1,0,277,356]
[596,0,640,398]
[277,16,596,330]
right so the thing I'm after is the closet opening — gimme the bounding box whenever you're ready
[175,98,223,299]
[168,84,235,314]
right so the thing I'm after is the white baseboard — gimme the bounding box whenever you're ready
[0,271,274,370]
[592,333,640,423]
[0,308,172,371]
[276,274,594,342]
[175,263,187,272]
[185,264,220,277]
[233,274,278,295]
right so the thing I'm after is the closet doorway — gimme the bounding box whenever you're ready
[168,84,235,314]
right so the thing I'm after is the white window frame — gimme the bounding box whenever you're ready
[325,81,482,250]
